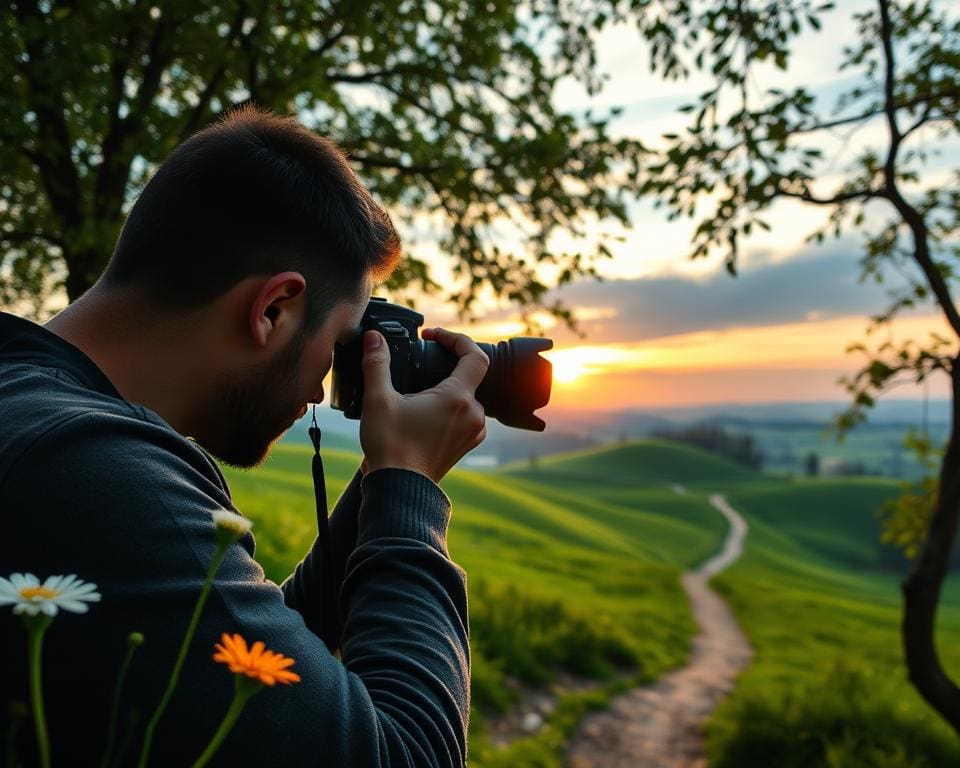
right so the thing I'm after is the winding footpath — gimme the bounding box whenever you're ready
[566,493,753,768]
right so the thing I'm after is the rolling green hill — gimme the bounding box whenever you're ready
[721,478,904,570]
[223,441,732,763]
[705,478,960,767]
[221,439,960,767]
[504,438,764,487]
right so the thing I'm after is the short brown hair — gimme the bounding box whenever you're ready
[102,104,400,330]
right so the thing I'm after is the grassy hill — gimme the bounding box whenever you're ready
[705,478,960,767]
[720,478,904,570]
[504,438,765,487]
[221,439,960,767]
[223,441,735,763]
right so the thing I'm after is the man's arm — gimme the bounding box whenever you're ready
[282,323,491,655]
[0,413,470,768]
[280,467,363,651]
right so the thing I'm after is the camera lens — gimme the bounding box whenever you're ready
[414,338,553,431]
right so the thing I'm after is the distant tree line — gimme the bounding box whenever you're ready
[804,452,872,478]
[652,424,764,470]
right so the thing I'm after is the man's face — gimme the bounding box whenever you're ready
[207,278,371,469]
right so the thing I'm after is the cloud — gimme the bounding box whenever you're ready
[536,243,932,344]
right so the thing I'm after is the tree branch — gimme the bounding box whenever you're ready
[126,15,178,133]
[12,1,83,230]
[791,88,960,135]
[348,152,449,176]
[878,1,960,339]
[901,107,955,141]
[93,12,179,221]
[776,184,884,206]
[326,63,437,84]
[272,13,351,93]
[312,23,348,58]
[102,10,143,136]
[95,7,149,213]
[178,0,253,143]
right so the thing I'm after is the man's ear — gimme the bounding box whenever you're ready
[248,272,307,348]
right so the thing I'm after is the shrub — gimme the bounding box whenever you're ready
[469,579,636,689]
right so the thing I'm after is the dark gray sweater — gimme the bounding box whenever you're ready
[0,311,470,767]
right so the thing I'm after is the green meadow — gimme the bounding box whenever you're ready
[222,439,960,767]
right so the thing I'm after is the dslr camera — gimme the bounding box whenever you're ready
[331,298,553,431]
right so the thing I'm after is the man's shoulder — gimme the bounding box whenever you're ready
[0,361,227,500]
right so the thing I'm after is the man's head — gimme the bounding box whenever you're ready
[95,104,400,467]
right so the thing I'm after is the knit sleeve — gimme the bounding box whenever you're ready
[280,466,363,652]
[0,411,470,768]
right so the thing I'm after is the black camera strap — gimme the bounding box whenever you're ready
[308,404,337,654]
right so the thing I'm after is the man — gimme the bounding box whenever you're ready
[0,104,487,766]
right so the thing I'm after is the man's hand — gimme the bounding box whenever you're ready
[359,326,489,484]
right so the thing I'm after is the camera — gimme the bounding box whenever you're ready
[331,297,553,431]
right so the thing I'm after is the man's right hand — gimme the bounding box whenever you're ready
[358,327,489,484]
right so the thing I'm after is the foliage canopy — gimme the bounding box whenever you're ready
[0,0,642,320]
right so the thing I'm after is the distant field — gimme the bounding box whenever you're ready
[735,422,950,479]
[222,439,960,767]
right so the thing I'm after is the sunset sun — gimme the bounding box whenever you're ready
[545,347,628,385]
[549,354,588,384]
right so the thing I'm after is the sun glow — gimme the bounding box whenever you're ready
[545,346,637,385]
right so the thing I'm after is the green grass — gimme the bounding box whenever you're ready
[221,439,960,767]
[705,478,960,767]
[503,438,765,488]
[222,441,735,766]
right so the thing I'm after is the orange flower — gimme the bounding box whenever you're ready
[212,633,301,686]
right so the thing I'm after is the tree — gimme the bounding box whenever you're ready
[803,451,819,477]
[0,0,641,320]
[653,423,764,469]
[633,0,960,731]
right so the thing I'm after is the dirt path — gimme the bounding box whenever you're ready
[565,493,753,768]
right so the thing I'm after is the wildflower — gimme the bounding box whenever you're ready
[192,634,300,768]
[211,509,253,547]
[101,632,145,768]
[212,633,301,686]
[139,510,248,768]
[0,573,101,616]
[1,573,100,768]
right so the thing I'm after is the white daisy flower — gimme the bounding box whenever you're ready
[0,573,101,617]
[211,509,253,543]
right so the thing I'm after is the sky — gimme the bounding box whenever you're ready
[394,1,958,412]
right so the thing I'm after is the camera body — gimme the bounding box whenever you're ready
[331,297,553,431]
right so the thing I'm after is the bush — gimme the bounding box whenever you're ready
[707,658,959,768]
[469,579,637,689]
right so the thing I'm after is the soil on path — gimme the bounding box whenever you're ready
[565,493,753,768]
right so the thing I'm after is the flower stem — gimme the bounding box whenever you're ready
[23,613,54,768]
[101,632,143,768]
[190,676,262,768]
[110,709,141,768]
[137,543,229,768]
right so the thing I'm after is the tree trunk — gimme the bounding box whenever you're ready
[63,247,108,303]
[903,356,960,734]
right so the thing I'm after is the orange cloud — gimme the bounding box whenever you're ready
[539,312,954,410]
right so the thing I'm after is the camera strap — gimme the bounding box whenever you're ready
[308,404,337,654]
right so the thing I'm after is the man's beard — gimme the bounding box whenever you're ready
[200,331,309,469]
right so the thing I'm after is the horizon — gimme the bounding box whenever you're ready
[380,0,958,411]
[308,393,949,427]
